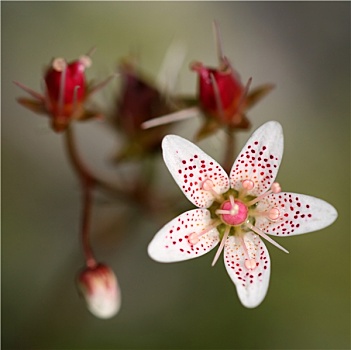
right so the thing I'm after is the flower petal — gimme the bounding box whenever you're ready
[162,135,230,208]
[224,232,271,308]
[256,192,338,236]
[148,209,220,263]
[230,121,283,196]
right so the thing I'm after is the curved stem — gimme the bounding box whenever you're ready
[81,179,97,268]
[64,126,97,268]
[65,125,132,202]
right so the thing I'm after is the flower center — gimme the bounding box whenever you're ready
[219,199,248,226]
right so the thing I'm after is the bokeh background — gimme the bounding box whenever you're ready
[2,2,350,349]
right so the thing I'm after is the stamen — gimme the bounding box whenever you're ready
[187,220,221,245]
[268,208,280,221]
[188,232,200,245]
[239,179,255,200]
[229,195,236,213]
[245,222,289,254]
[252,207,281,221]
[245,259,257,270]
[79,55,92,68]
[238,235,256,270]
[52,58,66,72]
[201,179,223,202]
[189,61,204,72]
[141,107,199,129]
[58,63,67,116]
[211,225,230,267]
[271,182,281,193]
[247,182,281,206]
[209,72,225,123]
[242,179,254,190]
[215,209,232,215]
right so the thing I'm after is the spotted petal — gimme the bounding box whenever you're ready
[256,192,338,236]
[230,121,283,196]
[224,232,270,308]
[162,135,230,208]
[148,209,220,263]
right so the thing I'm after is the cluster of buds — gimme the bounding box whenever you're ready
[13,25,277,320]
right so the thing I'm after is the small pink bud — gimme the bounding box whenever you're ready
[77,264,121,319]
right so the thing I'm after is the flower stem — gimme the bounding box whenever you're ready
[64,126,97,268]
[81,179,97,268]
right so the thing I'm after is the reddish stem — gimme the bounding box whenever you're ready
[64,126,97,268]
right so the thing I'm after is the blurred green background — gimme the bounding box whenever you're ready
[2,2,350,349]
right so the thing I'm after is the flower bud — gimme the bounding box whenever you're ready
[44,56,89,132]
[113,59,172,159]
[77,263,121,319]
[191,59,249,128]
[14,51,109,133]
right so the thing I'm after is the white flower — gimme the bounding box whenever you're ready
[148,121,337,308]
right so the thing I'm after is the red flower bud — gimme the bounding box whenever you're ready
[191,60,245,125]
[14,50,112,133]
[43,56,91,131]
[190,58,251,130]
[113,59,173,159]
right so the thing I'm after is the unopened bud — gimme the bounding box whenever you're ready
[77,263,121,319]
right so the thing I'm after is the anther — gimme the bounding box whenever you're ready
[201,179,223,202]
[202,179,214,191]
[187,220,221,246]
[268,208,280,221]
[52,58,67,72]
[244,259,257,270]
[247,182,282,206]
[79,55,92,68]
[242,179,254,190]
[188,233,200,245]
[271,182,281,194]
[189,61,204,72]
